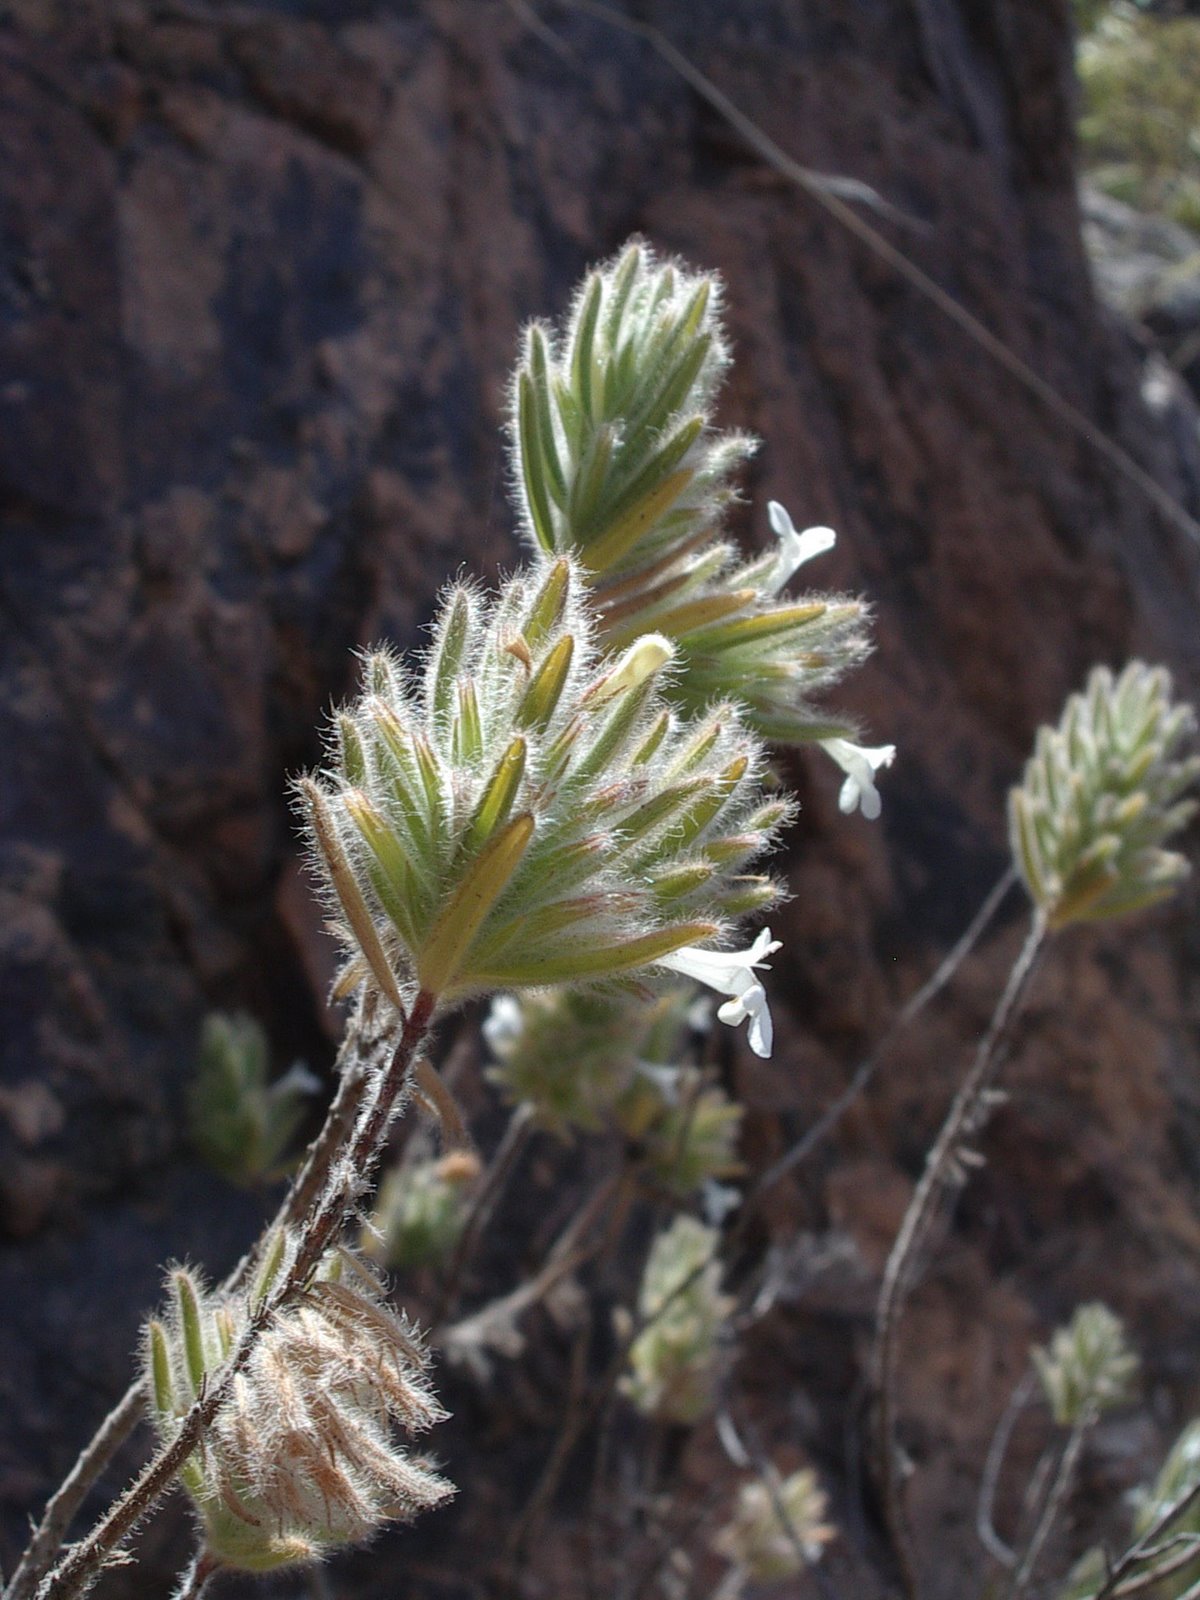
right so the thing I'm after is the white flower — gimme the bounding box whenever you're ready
[483,994,525,1057]
[766,501,836,594]
[657,929,782,1058]
[273,1061,321,1098]
[820,737,896,821]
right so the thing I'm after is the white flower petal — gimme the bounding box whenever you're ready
[822,738,896,820]
[701,1180,741,1226]
[658,932,780,1058]
[746,990,773,1058]
[273,1062,321,1098]
[766,500,836,593]
[483,994,524,1056]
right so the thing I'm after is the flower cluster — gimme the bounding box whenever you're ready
[621,1214,732,1425]
[143,1238,451,1571]
[1009,661,1198,929]
[484,987,659,1135]
[1033,1302,1139,1427]
[624,1062,744,1201]
[301,558,790,1012]
[511,242,884,763]
[485,985,742,1194]
[188,1013,319,1187]
[713,1468,835,1582]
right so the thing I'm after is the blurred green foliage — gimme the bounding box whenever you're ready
[1075,1,1200,229]
[189,1012,318,1186]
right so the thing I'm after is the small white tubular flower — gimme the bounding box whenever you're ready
[766,501,836,594]
[482,994,524,1057]
[821,737,896,821]
[658,928,781,1058]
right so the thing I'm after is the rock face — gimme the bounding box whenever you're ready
[1,3,1198,1598]
[1083,182,1200,400]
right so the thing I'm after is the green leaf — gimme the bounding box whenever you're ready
[419,813,536,996]
[518,371,557,553]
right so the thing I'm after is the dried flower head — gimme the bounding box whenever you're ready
[511,242,882,759]
[301,557,790,1011]
[1033,1303,1139,1426]
[1009,662,1198,929]
[363,1150,481,1271]
[143,1239,451,1572]
[622,1214,732,1425]
[188,1013,319,1186]
[713,1468,835,1581]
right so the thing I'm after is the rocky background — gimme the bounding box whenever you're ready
[2,2,1199,1597]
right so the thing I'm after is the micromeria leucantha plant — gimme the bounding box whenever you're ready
[11,239,897,1600]
[13,244,1200,1600]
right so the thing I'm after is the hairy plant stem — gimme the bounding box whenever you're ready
[170,1549,220,1600]
[872,914,1046,1600]
[3,1388,146,1600]
[4,1013,382,1600]
[36,990,436,1600]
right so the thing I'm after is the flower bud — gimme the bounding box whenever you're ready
[510,242,881,754]
[621,1215,732,1425]
[1009,662,1198,929]
[485,985,742,1187]
[1033,1302,1139,1426]
[363,1151,482,1271]
[713,1468,835,1581]
[301,560,789,1008]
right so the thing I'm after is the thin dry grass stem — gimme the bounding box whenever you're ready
[545,0,921,228]
[3,1387,146,1600]
[505,1319,594,1594]
[36,993,435,1600]
[510,1182,689,1570]
[1093,1481,1200,1599]
[715,1407,841,1600]
[872,914,1047,1599]
[5,1009,393,1600]
[1006,1418,1089,1600]
[1105,1537,1200,1597]
[6,1004,401,1600]
[433,1101,536,1325]
[609,1419,669,1600]
[442,1172,617,1382]
[749,867,1016,1207]
[625,1479,732,1600]
[976,1371,1037,1571]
